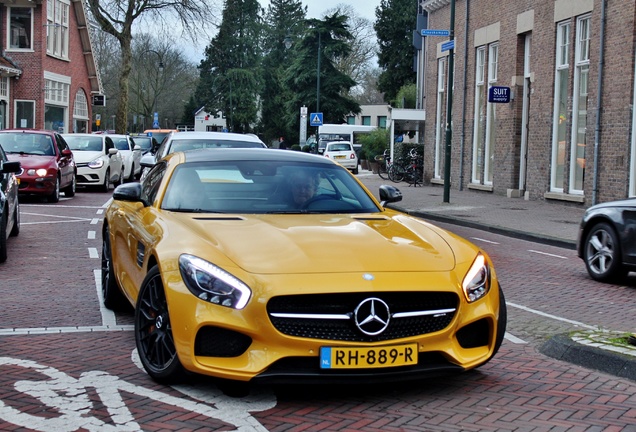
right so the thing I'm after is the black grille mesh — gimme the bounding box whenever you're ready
[267,292,458,342]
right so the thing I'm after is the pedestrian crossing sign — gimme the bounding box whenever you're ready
[310,112,323,126]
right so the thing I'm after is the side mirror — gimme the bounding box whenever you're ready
[1,161,21,174]
[61,148,73,156]
[108,148,118,156]
[133,145,141,151]
[140,154,155,169]
[113,182,147,206]
[379,185,402,206]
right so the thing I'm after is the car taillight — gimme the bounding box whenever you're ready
[324,154,330,158]
[350,153,356,159]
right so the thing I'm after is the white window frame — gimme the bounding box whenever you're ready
[434,58,446,179]
[550,21,571,192]
[46,0,70,59]
[568,15,590,195]
[484,43,498,185]
[471,46,486,184]
[7,7,33,51]
[44,72,71,133]
[73,89,89,120]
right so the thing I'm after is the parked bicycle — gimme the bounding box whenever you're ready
[375,149,391,180]
[404,148,423,186]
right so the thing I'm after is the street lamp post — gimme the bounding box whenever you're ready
[142,49,164,128]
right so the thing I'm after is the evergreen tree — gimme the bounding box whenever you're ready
[374,0,418,104]
[198,0,263,133]
[260,0,307,144]
[284,13,361,141]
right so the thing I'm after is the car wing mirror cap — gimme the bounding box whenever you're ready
[113,182,147,205]
[379,185,402,206]
[140,154,155,168]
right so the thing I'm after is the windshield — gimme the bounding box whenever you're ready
[113,138,130,151]
[134,137,153,151]
[161,160,379,214]
[0,133,55,156]
[168,139,264,153]
[64,136,104,152]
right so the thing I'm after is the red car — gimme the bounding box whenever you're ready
[0,130,76,203]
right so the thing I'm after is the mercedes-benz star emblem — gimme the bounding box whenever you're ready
[354,297,391,336]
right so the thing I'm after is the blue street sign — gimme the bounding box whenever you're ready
[421,29,450,37]
[488,86,512,103]
[153,112,159,128]
[441,40,455,52]
[309,112,323,126]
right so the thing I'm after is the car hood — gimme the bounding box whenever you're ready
[71,150,104,163]
[165,212,457,274]
[6,153,56,169]
[588,198,636,212]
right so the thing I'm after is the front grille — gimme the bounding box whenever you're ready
[76,162,89,168]
[267,292,458,342]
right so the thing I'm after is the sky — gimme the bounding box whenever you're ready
[292,0,381,22]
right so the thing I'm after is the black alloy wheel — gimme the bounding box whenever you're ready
[47,175,60,203]
[135,266,185,383]
[101,226,126,310]
[584,222,625,282]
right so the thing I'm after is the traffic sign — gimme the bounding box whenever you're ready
[153,112,159,129]
[421,29,450,37]
[441,40,455,52]
[309,112,323,126]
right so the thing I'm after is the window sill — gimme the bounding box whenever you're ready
[467,183,493,192]
[544,191,585,203]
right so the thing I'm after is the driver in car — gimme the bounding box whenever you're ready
[290,170,320,207]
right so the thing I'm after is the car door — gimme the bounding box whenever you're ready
[105,137,123,183]
[55,134,74,188]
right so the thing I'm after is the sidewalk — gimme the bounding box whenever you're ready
[357,172,636,382]
[357,172,585,249]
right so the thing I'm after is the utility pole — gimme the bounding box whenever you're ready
[443,0,456,203]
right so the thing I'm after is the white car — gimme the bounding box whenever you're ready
[62,134,124,192]
[323,141,359,174]
[110,134,142,182]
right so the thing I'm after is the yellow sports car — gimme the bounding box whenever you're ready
[102,149,506,386]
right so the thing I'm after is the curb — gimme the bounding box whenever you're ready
[539,333,636,381]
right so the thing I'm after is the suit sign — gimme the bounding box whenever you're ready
[488,86,511,103]
[309,112,323,126]
[92,95,106,106]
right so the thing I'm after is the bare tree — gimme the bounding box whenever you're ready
[323,3,377,88]
[85,0,217,133]
[351,67,385,104]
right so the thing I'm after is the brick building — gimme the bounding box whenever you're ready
[0,0,102,133]
[419,0,635,205]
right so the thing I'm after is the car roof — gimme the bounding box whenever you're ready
[0,129,55,136]
[179,148,333,165]
[167,131,264,143]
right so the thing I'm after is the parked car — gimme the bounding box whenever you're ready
[62,133,124,192]
[110,135,142,182]
[129,134,159,155]
[102,148,506,388]
[0,144,21,263]
[577,198,636,282]
[139,131,268,180]
[323,140,359,174]
[0,130,76,202]
[143,129,177,146]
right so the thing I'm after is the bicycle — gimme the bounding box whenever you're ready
[375,149,391,180]
[404,148,423,186]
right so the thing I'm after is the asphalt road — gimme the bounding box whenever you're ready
[0,188,635,431]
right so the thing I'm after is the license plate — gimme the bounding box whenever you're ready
[320,343,417,369]
[334,155,345,159]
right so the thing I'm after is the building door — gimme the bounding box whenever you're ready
[519,34,531,192]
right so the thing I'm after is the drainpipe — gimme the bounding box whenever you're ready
[458,0,469,191]
[592,0,606,205]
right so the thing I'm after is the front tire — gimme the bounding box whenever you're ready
[9,201,19,237]
[135,266,185,383]
[584,222,625,282]
[63,174,76,197]
[0,211,7,263]
[101,169,110,192]
[47,176,60,203]
[101,226,127,310]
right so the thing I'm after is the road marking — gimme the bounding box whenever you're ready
[96,209,104,215]
[94,269,118,327]
[0,325,132,336]
[471,237,500,244]
[88,231,96,239]
[91,218,100,224]
[507,302,597,330]
[528,250,568,259]
[88,248,99,259]
[505,332,526,344]
[20,204,105,209]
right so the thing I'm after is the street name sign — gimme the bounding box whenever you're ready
[421,29,450,37]
[441,40,455,52]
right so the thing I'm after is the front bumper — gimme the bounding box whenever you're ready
[75,165,106,186]
[17,175,57,196]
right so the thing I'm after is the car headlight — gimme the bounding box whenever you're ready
[88,158,104,169]
[179,254,251,309]
[26,168,49,177]
[462,253,490,302]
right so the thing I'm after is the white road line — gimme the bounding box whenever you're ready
[91,218,100,224]
[507,302,597,330]
[470,237,500,244]
[88,231,96,239]
[88,248,99,259]
[21,220,90,226]
[96,209,104,215]
[94,269,118,327]
[528,250,568,259]
[504,332,526,344]
[21,212,91,221]
[0,325,133,336]
[20,204,105,209]
[102,198,113,208]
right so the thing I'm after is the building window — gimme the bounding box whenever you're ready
[15,100,35,128]
[44,74,70,133]
[471,46,486,184]
[378,116,387,128]
[434,58,446,179]
[8,7,32,50]
[346,116,355,125]
[46,0,70,59]
[0,77,8,98]
[73,90,89,133]
[569,15,590,195]
[483,43,498,185]
[550,21,570,192]
[361,116,371,126]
